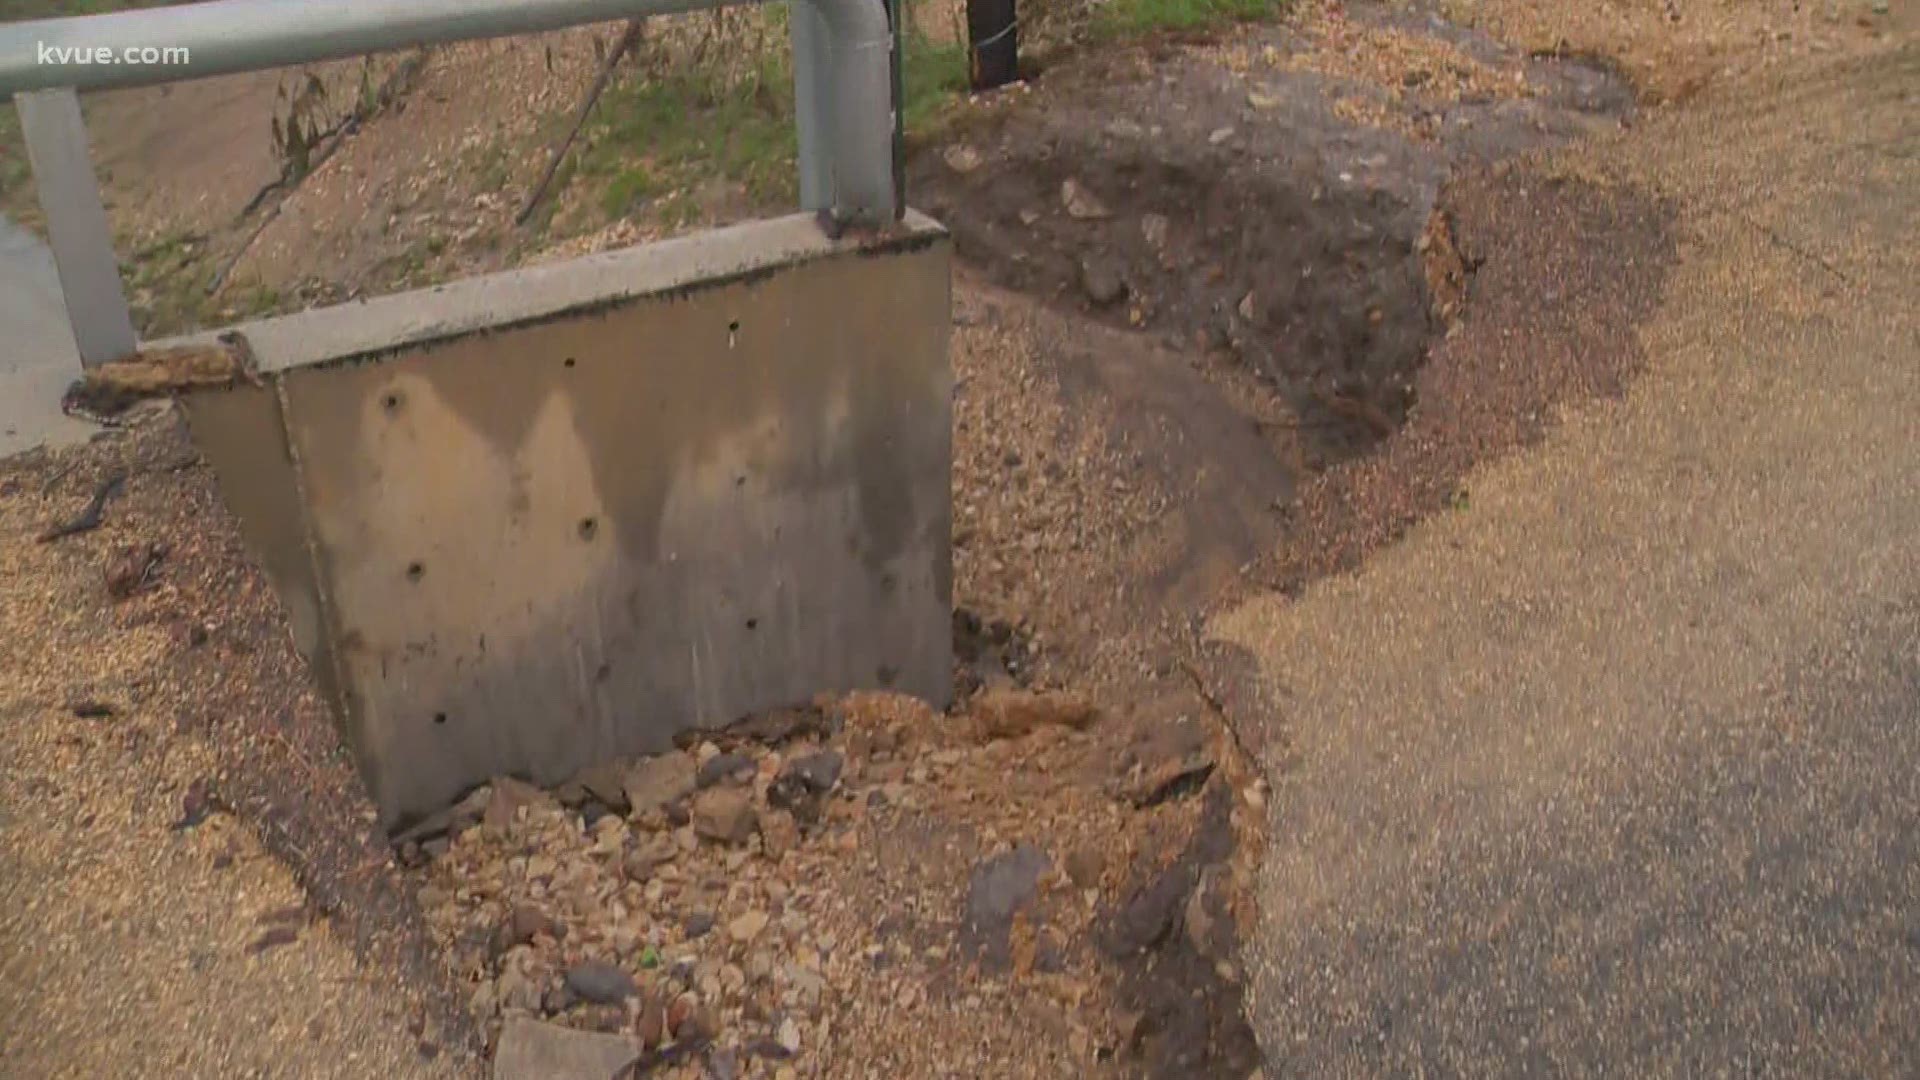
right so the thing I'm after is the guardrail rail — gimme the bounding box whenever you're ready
[0,0,901,366]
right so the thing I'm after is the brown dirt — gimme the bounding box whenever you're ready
[3,1,1889,1078]
[1244,162,1678,611]
[913,2,1633,464]
[0,417,482,1074]
[1427,0,1908,104]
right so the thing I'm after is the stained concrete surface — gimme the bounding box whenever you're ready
[0,215,93,457]
[1218,47,1920,1076]
[181,214,953,827]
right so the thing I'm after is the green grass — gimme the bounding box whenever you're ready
[579,16,972,225]
[583,59,799,221]
[903,34,969,135]
[1096,0,1284,38]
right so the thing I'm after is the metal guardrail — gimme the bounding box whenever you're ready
[1,0,898,366]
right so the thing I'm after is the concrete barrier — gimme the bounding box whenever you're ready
[178,213,953,829]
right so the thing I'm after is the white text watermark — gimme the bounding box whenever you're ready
[37,42,190,67]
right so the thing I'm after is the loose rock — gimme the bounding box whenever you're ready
[943,143,983,173]
[637,993,667,1047]
[484,776,551,835]
[1060,179,1112,220]
[696,752,754,789]
[728,910,769,944]
[971,689,1099,741]
[767,750,843,820]
[692,787,756,844]
[1185,865,1231,959]
[623,752,697,816]
[571,760,630,813]
[1141,213,1169,251]
[103,540,165,599]
[494,904,555,957]
[1080,257,1128,307]
[492,1018,643,1080]
[564,960,637,1004]
[757,808,800,860]
[960,844,1051,969]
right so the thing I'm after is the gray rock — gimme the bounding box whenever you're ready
[623,835,675,881]
[542,982,577,1016]
[391,784,491,847]
[564,960,637,1004]
[484,776,552,835]
[768,750,844,821]
[1061,178,1112,220]
[960,844,1052,969]
[1185,865,1230,959]
[785,750,844,794]
[705,1046,740,1080]
[492,1017,643,1080]
[496,966,543,1014]
[1080,257,1128,307]
[696,752,754,789]
[1110,864,1194,955]
[572,760,630,812]
[506,903,552,945]
[494,904,554,957]
[623,752,696,816]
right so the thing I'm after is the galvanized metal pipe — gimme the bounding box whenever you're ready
[3,0,897,368]
[0,0,742,96]
[0,0,896,220]
[798,0,893,227]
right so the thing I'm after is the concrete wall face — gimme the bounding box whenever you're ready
[182,215,952,828]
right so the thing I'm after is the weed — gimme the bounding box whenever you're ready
[580,63,797,221]
[601,165,662,218]
[470,141,513,195]
[1096,0,1284,38]
[902,31,969,135]
[571,2,972,226]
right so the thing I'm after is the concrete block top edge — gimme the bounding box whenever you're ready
[151,211,949,373]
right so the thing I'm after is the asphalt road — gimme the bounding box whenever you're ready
[1216,46,1920,1077]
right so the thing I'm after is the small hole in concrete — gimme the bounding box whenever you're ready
[406,561,425,582]
[745,617,759,630]
[433,712,448,725]
[383,392,402,412]
[727,319,740,348]
[578,517,599,540]
[564,357,577,368]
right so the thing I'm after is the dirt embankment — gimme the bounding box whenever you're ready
[7,1,1830,1078]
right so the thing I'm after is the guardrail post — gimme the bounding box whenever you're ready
[15,87,136,368]
[793,0,896,229]
[790,0,832,213]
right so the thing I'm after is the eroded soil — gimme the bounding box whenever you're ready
[914,5,1631,463]
[0,2,1746,1079]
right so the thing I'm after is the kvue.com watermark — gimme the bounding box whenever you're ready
[37,41,190,67]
